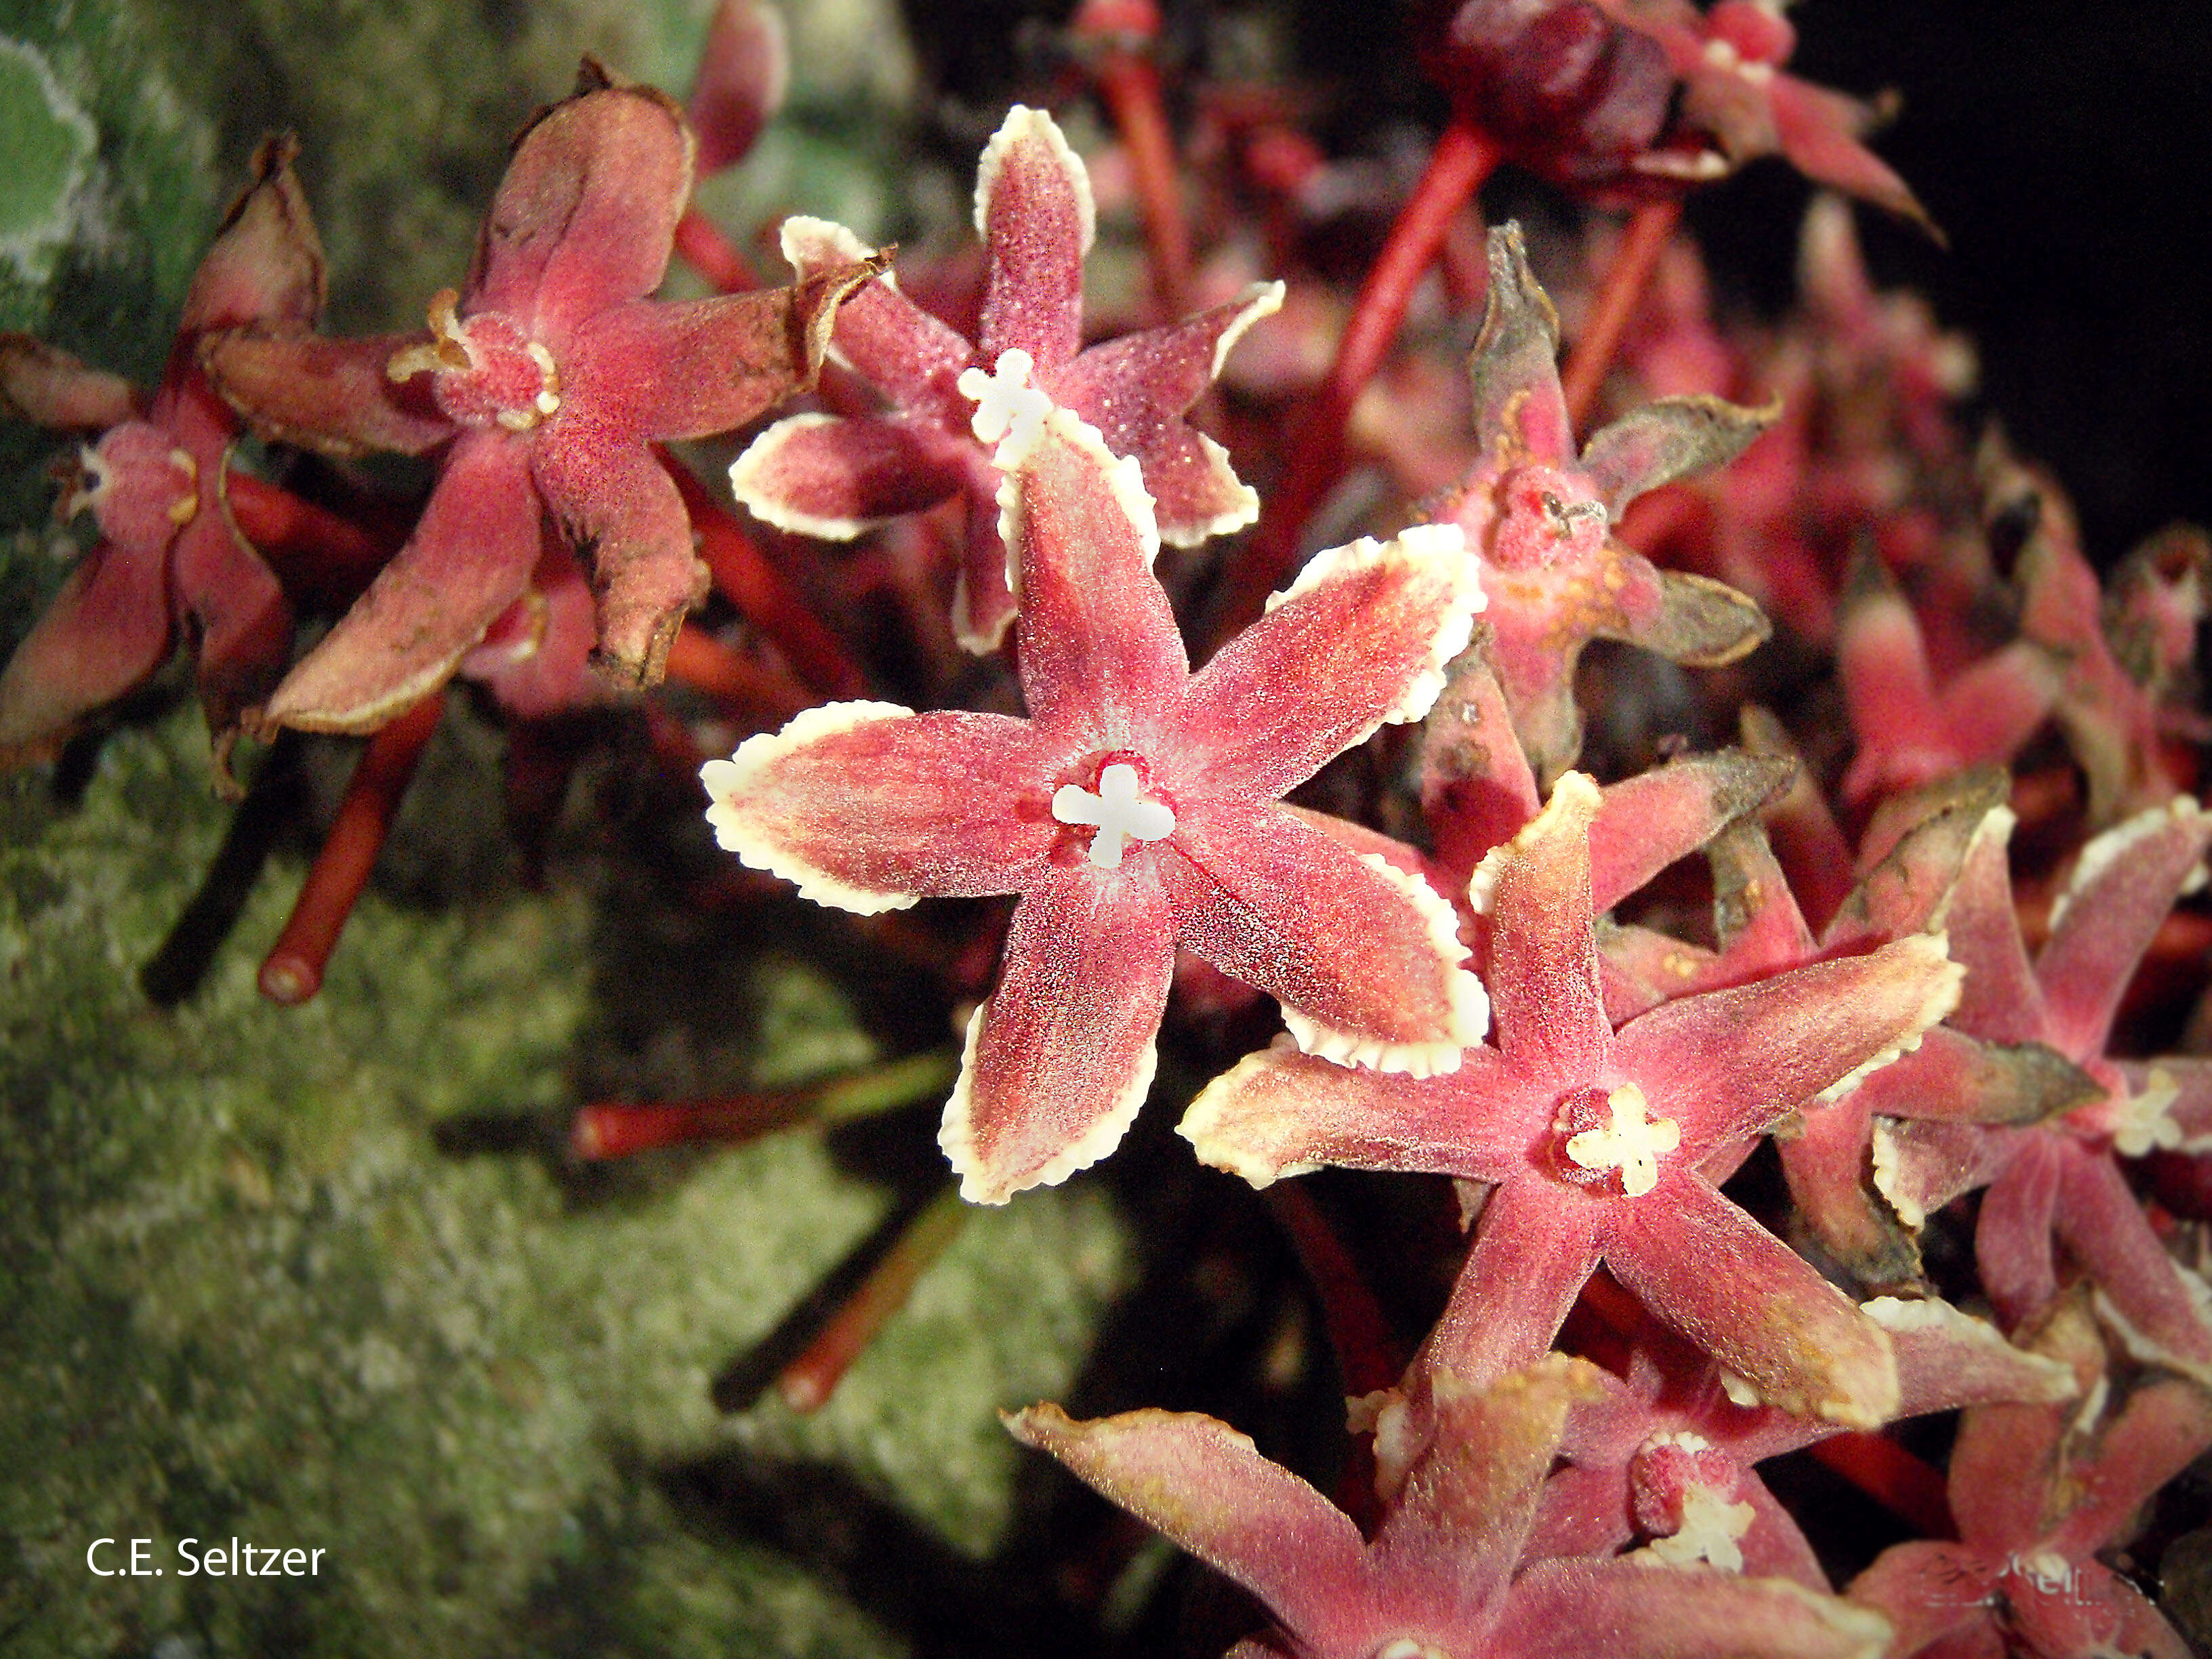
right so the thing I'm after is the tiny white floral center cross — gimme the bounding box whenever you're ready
[958,348,1054,451]
[1565,1082,1681,1198]
[2110,1066,2183,1157]
[1641,1481,1757,1574]
[1052,763,1175,869]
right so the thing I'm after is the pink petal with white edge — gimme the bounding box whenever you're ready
[1169,522,1479,802]
[1496,1554,1893,1659]
[1049,281,1285,542]
[1611,1170,1900,1427]
[1002,1404,1376,1655]
[997,407,1187,733]
[701,702,1071,914]
[780,216,972,416]
[1614,934,1962,1153]
[1164,800,1488,1076]
[1845,1541,1992,1658]
[259,427,538,734]
[728,412,966,539]
[939,857,1175,1202]
[2051,1377,2212,1555]
[1929,804,2048,1046]
[975,106,1093,371]
[1471,772,1612,1086]
[2063,1149,2212,1385]
[1179,1041,1530,1189]
[1867,1296,2079,1416]
[2037,796,2211,1059]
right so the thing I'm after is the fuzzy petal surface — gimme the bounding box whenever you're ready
[727,411,967,538]
[1476,771,1612,1085]
[529,426,700,685]
[1169,522,1478,802]
[975,106,1092,370]
[476,81,693,341]
[1615,935,1962,1153]
[198,330,453,457]
[1496,1555,1893,1659]
[701,703,1071,912]
[1163,798,1486,1074]
[259,428,537,733]
[939,857,1175,1202]
[1611,1169,1900,1427]
[1002,1404,1374,1654]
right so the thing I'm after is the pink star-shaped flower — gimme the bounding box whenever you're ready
[200,67,873,735]
[1868,792,2212,1383]
[1529,1303,2077,1586]
[1427,225,1773,781]
[1183,768,1964,1425]
[0,138,320,775]
[726,103,1282,651]
[1010,1356,1895,1659]
[702,397,1488,1204]
[1847,1296,2212,1659]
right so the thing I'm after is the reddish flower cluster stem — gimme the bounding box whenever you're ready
[674,209,762,294]
[258,690,447,1004]
[1560,198,1683,430]
[1212,120,1502,638]
[778,1185,969,1411]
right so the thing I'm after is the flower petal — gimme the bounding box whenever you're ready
[1470,771,1611,1087]
[1464,222,1574,474]
[779,216,974,419]
[1427,1179,1608,1389]
[1927,803,2049,1046]
[0,334,138,430]
[197,329,453,457]
[475,80,693,341]
[1614,934,1962,1154]
[2061,1147,2212,1385]
[0,533,171,763]
[1499,1556,1893,1659]
[1845,1541,1992,1659]
[727,411,967,538]
[1002,1404,1374,1653]
[1420,643,1544,885]
[975,106,1092,371]
[1179,1041,1530,1189]
[1579,392,1777,520]
[530,427,703,685]
[1169,521,1479,802]
[1590,750,1795,914]
[1164,799,1488,1076]
[687,0,786,175]
[1372,1357,1607,1630]
[1611,1170,1900,1427]
[938,857,1174,1202]
[998,407,1187,732]
[257,428,539,733]
[2037,797,2212,1059]
[565,259,879,443]
[173,493,291,742]
[701,702,1068,912]
[179,133,325,335]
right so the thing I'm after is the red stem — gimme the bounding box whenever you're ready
[674,207,760,293]
[571,1052,960,1162]
[259,691,445,1005]
[662,452,866,698]
[223,470,396,609]
[1094,52,1191,319]
[1559,199,1682,432]
[1265,1185,1403,1397]
[1210,119,1501,640]
[663,621,814,722]
[778,1187,968,1412]
[1808,1433,1954,1538]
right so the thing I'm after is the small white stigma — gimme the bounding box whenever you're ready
[1052,762,1174,869]
[1641,1482,1756,1574]
[2110,1066,2184,1158]
[959,348,1054,453]
[1564,1082,1680,1198]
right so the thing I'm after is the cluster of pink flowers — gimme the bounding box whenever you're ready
[5,2,2209,1652]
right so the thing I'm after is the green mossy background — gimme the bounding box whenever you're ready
[0,1,1129,1654]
